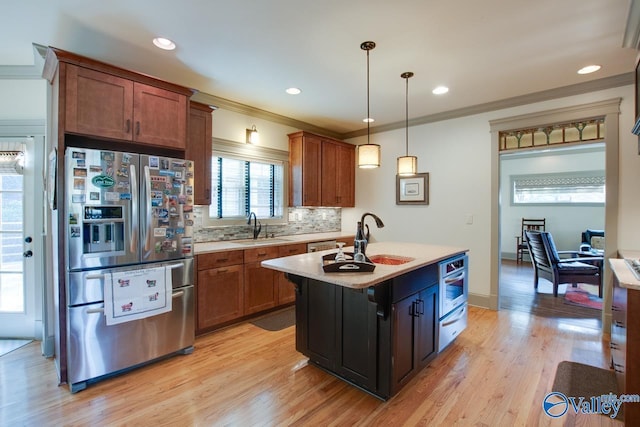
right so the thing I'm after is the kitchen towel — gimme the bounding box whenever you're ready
[104,266,172,325]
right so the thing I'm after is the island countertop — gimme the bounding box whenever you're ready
[261,242,467,289]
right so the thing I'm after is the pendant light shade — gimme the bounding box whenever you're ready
[358,41,381,169]
[397,71,418,176]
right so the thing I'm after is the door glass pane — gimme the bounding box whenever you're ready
[0,174,24,312]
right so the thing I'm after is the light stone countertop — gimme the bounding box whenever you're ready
[194,231,354,255]
[261,241,467,289]
[609,257,640,291]
[618,249,640,260]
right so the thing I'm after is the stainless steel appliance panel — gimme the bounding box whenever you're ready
[66,284,194,387]
[438,303,467,352]
[66,258,194,306]
[66,148,139,271]
[439,253,468,317]
[139,155,194,263]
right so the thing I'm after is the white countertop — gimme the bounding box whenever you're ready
[609,258,640,291]
[194,231,354,254]
[618,249,640,260]
[261,242,467,289]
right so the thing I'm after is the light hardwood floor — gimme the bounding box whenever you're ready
[0,305,621,426]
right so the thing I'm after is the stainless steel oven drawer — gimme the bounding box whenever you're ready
[438,303,467,352]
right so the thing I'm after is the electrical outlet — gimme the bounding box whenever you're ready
[466,214,473,225]
[322,211,327,220]
[288,212,296,222]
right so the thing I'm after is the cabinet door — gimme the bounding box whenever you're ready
[197,265,244,330]
[133,83,187,149]
[417,285,438,368]
[295,278,336,369]
[392,294,417,389]
[277,243,307,305]
[321,141,338,206]
[64,64,134,140]
[335,143,355,207]
[244,261,278,314]
[187,102,213,205]
[290,134,322,206]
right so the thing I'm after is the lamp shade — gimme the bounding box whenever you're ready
[358,143,381,168]
[397,155,417,176]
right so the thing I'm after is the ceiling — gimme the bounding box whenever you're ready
[2,0,639,137]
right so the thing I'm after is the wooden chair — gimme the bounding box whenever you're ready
[525,230,603,297]
[516,218,546,263]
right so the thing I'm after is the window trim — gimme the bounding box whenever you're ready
[201,137,289,227]
[510,170,605,206]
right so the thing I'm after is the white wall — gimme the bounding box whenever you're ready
[500,147,605,257]
[0,79,46,119]
[343,85,638,304]
[208,108,299,151]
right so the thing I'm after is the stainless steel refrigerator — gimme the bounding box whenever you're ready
[64,147,195,392]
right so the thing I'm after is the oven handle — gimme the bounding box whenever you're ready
[444,272,465,284]
[442,305,466,326]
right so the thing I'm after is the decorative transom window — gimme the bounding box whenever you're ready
[499,118,605,151]
[512,171,605,205]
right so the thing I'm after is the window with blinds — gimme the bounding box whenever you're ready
[512,171,605,205]
[209,156,284,219]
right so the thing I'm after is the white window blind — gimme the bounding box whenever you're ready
[210,156,284,219]
[512,171,605,205]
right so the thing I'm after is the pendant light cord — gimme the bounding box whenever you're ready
[366,48,371,145]
[405,74,409,156]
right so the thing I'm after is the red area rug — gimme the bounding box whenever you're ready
[563,284,602,310]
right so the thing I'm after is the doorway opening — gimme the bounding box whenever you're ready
[498,144,605,328]
[0,137,44,339]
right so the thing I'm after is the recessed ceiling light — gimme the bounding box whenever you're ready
[286,87,301,95]
[363,117,375,123]
[432,86,449,95]
[153,37,176,51]
[577,65,601,74]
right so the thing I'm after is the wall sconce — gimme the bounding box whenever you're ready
[246,125,259,144]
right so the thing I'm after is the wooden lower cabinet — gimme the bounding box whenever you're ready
[610,275,640,424]
[244,262,278,314]
[196,250,244,333]
[197,265,244,330]
[291,262,439,400]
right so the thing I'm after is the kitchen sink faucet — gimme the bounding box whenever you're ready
[360,212,385,241]
[247,212,261,239]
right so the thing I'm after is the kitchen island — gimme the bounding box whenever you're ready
[261,242,467,400]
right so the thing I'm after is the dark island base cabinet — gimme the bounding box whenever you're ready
[290,262,439,400]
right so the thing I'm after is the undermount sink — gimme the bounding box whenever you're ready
[368,254,415,265]
[231,238,291,246]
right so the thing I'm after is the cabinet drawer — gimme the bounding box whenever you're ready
[245,246,279,263]
[197,250,244,270]
[278,243,307,257]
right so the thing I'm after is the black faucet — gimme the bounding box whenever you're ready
[247,212,261,239]
[360,212,385,241]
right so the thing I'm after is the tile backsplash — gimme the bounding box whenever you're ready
[192,207,342,243]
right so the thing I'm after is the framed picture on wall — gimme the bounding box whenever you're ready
[396,173,429,205]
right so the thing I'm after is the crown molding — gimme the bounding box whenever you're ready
[341,73,633,139]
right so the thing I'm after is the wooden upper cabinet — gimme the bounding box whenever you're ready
[64,64,134,141]
[321,140,355,207]
[47,47,191,150]
[187,101,213,205]
[133,83,187,149]
[289,131,355,207]
[289,132,322,207]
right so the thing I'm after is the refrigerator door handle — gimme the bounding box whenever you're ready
[130,164,138,253]
[143,165,153,256]
[167,263,183,270]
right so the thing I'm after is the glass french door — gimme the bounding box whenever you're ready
[0,138,37,338]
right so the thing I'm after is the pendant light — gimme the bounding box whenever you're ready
[397,72,417,176]
[358,41,381,169]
